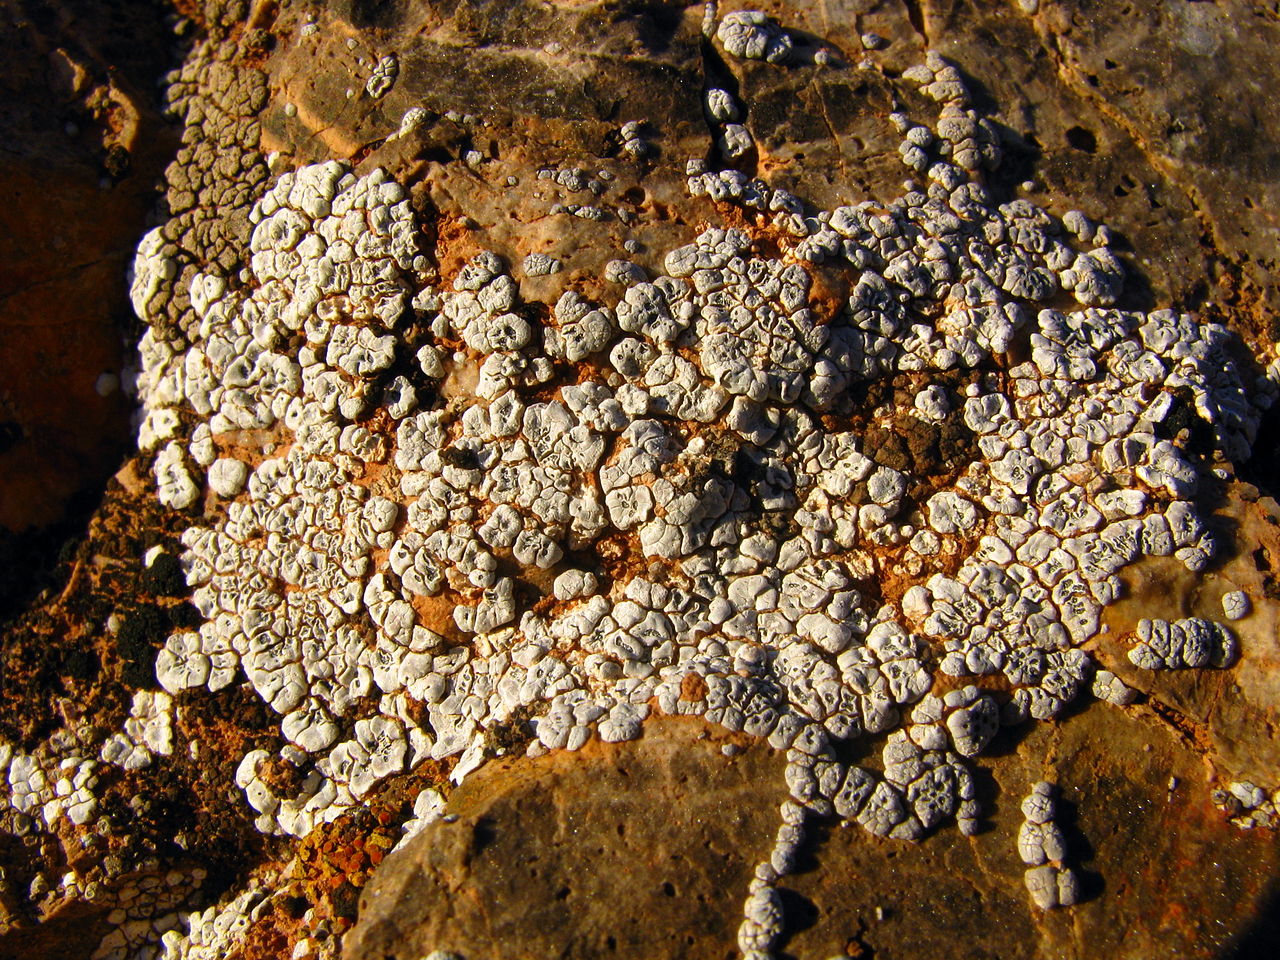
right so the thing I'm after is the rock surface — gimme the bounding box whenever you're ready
[0,0,178,554]
[346,718,787,960]
[0,2,1278,960]
[349,709,1280,960]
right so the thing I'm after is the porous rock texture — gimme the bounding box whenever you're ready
[1,2,1280,960]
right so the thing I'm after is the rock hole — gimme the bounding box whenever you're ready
[1065,126,1097,154]
[419,146,453,166]
[555,886,571,900]
[662,880,676,896]
[472,817,497,853]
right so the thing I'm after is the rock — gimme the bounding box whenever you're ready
[3,2,1280,960]
[0,0,178,610]
[346,710,1280,960]
[344,718,786,960]
[785,697,1280,960]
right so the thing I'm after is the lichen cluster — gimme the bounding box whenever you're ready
[2,6,1278,959]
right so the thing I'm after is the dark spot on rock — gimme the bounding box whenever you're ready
[1065,125,1097,154]
[103,143,131,179]
[904,419,942,468]
[862,423,913,473]
[483,702,538,755]
[331,880,361,920]
[57,537,79,565]
[116,600,195,687]
[441,445,480,469]
[1155,388,1216,461]
[776,886,821,942]
[241,27,274,58]
[0,420,22,455]
[473,817,498,854]
[60,647,97,682]
[1240,392,1280,502]
[937,416,974,466]
[141,551,186,597]
[167,601,202,630]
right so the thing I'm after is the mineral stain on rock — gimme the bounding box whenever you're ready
[1,2,1279,960]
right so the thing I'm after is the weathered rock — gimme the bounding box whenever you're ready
[345,718,787,960]
[346,708,1280,960]
[0,0,180,611]
[2,2,1280,960]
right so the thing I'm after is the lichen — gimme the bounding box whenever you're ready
[3,5,1278,959]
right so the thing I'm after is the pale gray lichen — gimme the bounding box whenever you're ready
[716,11,794,64]
[522,252,561,277]
[365,55,399,98]
[705,87,741,123]
[1128,617,1238,670]
[619,120,650,158]
[1212,779,1280,829]
[1221,589,1250,621]
[119,108,1270,938]
[1018,781,1079,909]
[720,122,754,159]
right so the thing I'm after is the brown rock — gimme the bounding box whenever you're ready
[346,706,1280,960]
[5,2,1280,959]
[0,0,179,609]
[344,718,786,960]
[785,698,1280,960]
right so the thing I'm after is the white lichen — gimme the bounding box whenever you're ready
[15,36,1267,960]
